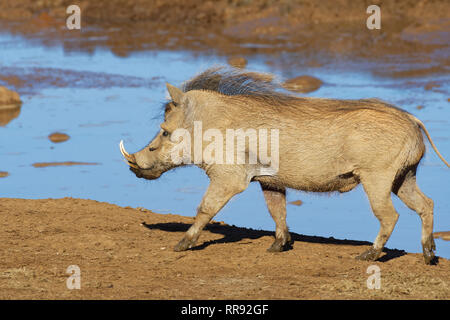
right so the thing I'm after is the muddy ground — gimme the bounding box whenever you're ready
[0,198,448,300]
[1,0,449,300]
[0,0,449,69]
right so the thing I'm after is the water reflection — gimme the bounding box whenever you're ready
[0,103,21,126]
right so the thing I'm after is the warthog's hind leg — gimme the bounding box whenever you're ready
[393,169,436,265]
[174,177,248,252]
[356,171,399,261]
[260,183,293,252]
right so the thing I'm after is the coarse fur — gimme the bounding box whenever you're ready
[121,67,449,265]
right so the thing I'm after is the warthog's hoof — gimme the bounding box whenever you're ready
[174,237,195,252]
[423,249,437,265]
[355,248,382,261]
[423,236,437,265]
[267,238,293,252]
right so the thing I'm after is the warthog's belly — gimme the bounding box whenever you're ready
[254,171,360,193]
[334,172,361,193]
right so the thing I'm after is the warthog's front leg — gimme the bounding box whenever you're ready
[174,178,248,251]
[260,183,292,252]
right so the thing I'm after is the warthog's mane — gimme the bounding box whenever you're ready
[181,67,296,105]
[163,67,411,119]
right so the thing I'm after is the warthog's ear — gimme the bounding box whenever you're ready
[166,83,184,105]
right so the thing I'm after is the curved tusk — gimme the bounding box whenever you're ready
[119,140,133,161]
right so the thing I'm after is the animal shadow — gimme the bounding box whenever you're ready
[142,221,409,262]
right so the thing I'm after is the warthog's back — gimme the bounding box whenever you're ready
[214,95,425,193]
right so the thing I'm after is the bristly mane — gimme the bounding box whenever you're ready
[164,67,411,118]
[181,67,296,105]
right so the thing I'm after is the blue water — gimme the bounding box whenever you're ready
[1,32,449,258]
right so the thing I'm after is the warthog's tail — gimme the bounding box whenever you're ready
[408,114,450,168]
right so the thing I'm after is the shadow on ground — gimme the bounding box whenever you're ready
[142,221,409,262]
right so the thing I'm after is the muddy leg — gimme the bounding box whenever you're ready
[174,179,248,251]
[356,173,399,261]
[260,183,292,252]
[394,170,436,265]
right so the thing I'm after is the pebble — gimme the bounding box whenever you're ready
[289,200,303,206]
[282,75,323,93]
[0,86,21,105]
[227,56,247,69]
[48,132,70,143]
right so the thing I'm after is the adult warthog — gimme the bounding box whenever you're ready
[120,68,449,264]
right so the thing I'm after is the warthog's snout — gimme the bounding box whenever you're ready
[119,140,162,180]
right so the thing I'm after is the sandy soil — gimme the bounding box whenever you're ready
[0,198,448,300]
[1,0,449,300]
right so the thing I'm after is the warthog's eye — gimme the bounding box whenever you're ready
[162,131,169,137]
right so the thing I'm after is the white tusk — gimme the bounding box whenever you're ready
[119,140,132,160]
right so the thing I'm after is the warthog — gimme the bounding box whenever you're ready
[120,67,449,264]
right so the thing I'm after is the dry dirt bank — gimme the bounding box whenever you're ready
[0,198,448,299]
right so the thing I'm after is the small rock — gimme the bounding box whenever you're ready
[282,75,323,93]
[289,200,303,206]
[0,86,21,126]
[228,56,247,69]
[48,132,70,143]
[0,86,21,105]
[244,71,274,83]
[416,105,424,110]
[0,171,9,178]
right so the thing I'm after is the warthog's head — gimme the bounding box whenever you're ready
[120,83,188,180]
